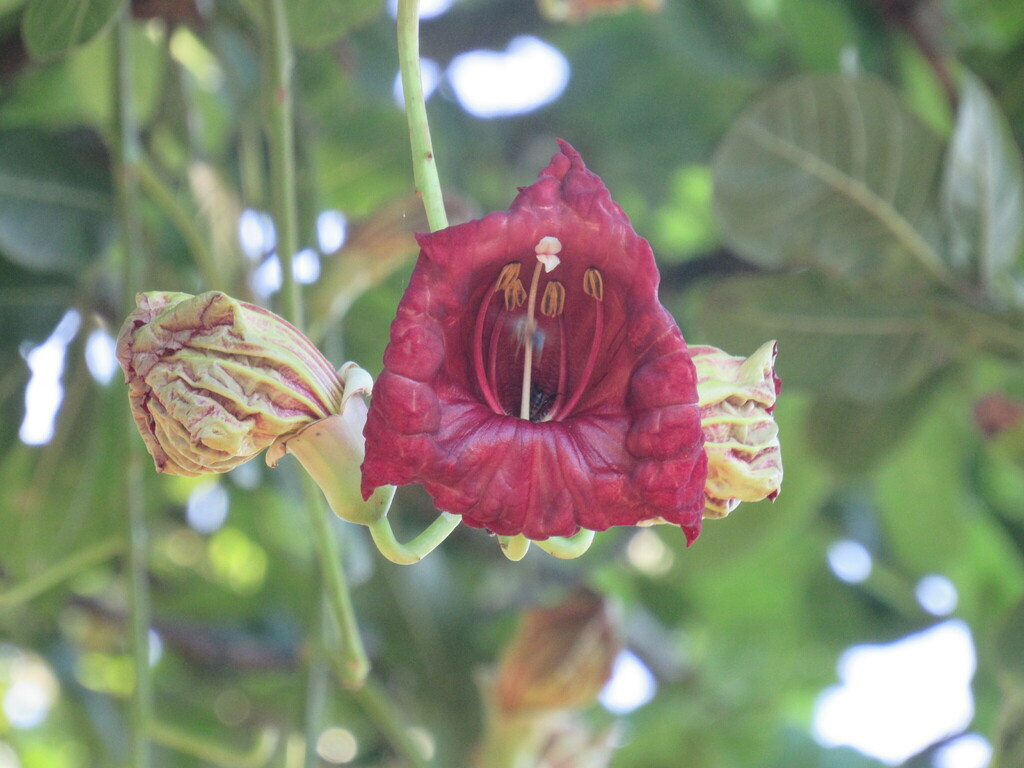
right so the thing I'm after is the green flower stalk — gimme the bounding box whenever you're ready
[266,362,378,525]
[117,291,347,476]
[691,341,783,518]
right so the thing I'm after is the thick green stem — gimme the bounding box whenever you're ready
[0,537,123,611]
[534,529,596,559]
[397,0,447,232]
[259,0,374,706]
[262,0,302,327]
[498,535,531,562]
[114,12,154,767]
[124,201,155,768]
[367,510,461,565]
[302,473,370,689]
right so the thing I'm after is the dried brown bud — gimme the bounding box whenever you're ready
[493,588,622,716]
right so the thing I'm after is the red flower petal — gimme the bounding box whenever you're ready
[361,141,706,542]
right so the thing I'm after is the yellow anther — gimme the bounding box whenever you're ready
[504,279,527,311]
[496,262,522,290]
[583,268,604,301]
[540,281,565,317]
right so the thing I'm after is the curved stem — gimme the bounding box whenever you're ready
[533,529,596,559]
[365,482,399,521]
[368,511,461,565]
[262,0,301,327]
[498,534,531,562]
[397,0,447,232]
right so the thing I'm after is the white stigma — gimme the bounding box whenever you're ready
[535,236,562,273]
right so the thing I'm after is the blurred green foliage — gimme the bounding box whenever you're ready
[1,0,1023,766]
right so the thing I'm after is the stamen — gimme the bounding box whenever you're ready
[487,307,504,407]
[540,314,567,423]
[583,268,604,301]
[556,313,566,401]
[496,262,521,290]
[503,279,526,311]
[540,281,565,317]
[552,269,605,421]
[473,278,508,415]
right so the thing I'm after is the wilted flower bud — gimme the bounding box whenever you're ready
[492,588,621,716]
[691,341,782,518]
[116,291,345,476]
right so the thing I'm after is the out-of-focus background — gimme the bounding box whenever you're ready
[1,0,1024,766]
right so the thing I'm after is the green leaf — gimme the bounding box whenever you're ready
[689,272,951,402]
[713,75,949,284]
[287,0,383,47]
[0,128,114,274]
[21,0,123,62]
[941,72,1024,293]
[872,385,975,573]
[805,377,942,475]
[243,0,383,48]
[996,598,1024,688]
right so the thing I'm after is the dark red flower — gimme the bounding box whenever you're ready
[361,141,707,542]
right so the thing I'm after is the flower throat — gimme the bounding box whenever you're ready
[471,237,605,423]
